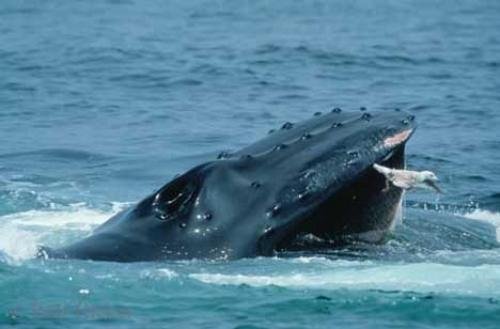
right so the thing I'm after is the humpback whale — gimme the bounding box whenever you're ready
[38,109,416,261]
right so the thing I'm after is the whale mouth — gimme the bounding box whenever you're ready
[380,128,414,159]
[383,129,414,148]
[275,143,408,252]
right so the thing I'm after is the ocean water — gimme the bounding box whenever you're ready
[1,0,500,328]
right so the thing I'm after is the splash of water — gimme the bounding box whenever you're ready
[0,203,126,264]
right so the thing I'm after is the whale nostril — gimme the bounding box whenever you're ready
[240,154,253,160]
[266,203,281,218]
[281,122,294,130]
[361,113,372,121]
[401,119,410,125]
[314,111,322,116]
[331,122,343,128]
[408,115,415,121]
[360,106,367,111]
[394,108,401,112]
[152,175,197,221]
[268,129,276,134]
[331,107,342,113]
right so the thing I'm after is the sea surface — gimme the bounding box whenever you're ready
[1,0,500,328]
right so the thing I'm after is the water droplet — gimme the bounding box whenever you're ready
[153,204,174,221]
[301,133,312,140]
[179,222,187,229]
[281,122,294,130]
[197,212,212,221]
[297,191,310,201]
[304,170,317,179]
[266,203,281,217]
[273,143,287,151]
[156,213,168,220]
[263,226,274,235]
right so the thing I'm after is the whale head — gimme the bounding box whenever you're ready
[39,109,416,261]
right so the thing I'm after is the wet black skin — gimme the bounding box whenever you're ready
[38,109,416,261]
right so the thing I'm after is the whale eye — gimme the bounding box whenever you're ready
[152,176,197,221]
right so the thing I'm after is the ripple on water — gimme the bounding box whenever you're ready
[1,0,500,327]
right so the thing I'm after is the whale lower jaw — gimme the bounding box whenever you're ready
[276,144,406,252]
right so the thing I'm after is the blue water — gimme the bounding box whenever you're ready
[1,0,500,328]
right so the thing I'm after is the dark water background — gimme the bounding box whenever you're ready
[1,0,500,328]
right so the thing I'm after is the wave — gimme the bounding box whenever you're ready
[477,193,500,212]
[250,44,448,69]
[1,202,499,266]
[464,209,500,241]
[189,260,500,296]
[0,148,110,162]
[0,203,125,264]
[188,257,500,297]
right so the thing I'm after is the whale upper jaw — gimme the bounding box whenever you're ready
[38,109,416,261]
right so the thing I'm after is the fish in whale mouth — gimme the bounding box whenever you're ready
[38,108,416,261]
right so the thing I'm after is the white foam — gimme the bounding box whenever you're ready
[0,203,125,264]
[190,262,500,296]
[139,268,178,280]
[464,209,500,241]
[288,256,373,267]
[4,206,108,229]
[0,225,39,264]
